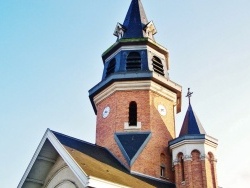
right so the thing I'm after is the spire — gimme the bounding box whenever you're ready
[179,89,206,136]
[114,0,157,40]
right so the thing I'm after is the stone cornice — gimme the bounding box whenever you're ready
[93,80,178,106]
[169,134,218,150]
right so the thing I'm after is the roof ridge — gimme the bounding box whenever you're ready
[51,130,101,148]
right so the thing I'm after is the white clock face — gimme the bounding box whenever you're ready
[158,104,167,116]
[102,106,110,118]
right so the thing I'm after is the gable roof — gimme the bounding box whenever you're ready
[18,129,175,188]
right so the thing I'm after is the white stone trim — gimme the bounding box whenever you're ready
[183,155,192,161]
[93,80,178,106]
[17,129,90,188]
[17,129,50,188]
[47,131,89,187]
[88,176,131,188]
[170,138,218,163]
[124,122,141,130]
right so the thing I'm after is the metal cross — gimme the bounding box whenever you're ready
[186,88,193,104]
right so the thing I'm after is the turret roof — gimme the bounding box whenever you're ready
[122,0,148,38]
[179,104,206,136]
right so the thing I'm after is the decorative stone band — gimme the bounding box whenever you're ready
[200,154,218,162]
[172,155,192,166]
[173,154,218,167]
[173,159,179,166]
[183,155,192,161]
[200,154,207,160]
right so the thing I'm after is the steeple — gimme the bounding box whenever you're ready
[179,88,206,137]
[114,0,157,40]
[89,0,182,182]
[179,104,206,136]
[179,88,206,136]
[169,89,218,188]
[123,0,148,38]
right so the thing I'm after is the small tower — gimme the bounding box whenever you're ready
[89,0,181,181]
[169,89,218,188]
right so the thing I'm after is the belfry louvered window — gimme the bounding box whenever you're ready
[126,52,141,70]
[152,56,164,76]
[106,58,116,77]
[129,101,137,126]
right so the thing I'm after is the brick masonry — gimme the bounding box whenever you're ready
[174,151,218,188]
[95,88,177,181]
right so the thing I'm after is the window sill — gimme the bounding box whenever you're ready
[124,122,141,130]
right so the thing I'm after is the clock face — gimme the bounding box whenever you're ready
[158,104,167,116]
[102,106,110,118]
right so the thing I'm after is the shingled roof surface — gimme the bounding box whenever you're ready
[52,131,175,188]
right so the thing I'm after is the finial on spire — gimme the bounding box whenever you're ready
[186,88,193,104]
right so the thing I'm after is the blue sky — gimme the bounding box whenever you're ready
[1,0,250,187]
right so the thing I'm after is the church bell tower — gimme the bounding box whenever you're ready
[89,0,182,182]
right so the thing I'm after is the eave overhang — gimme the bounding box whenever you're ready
[169,134,218,150]
[89,72,182,114]
[18,129,89,188]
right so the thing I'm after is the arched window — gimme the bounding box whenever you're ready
[208,152,216,188]
[129,101,137,126]
[106,58,116,77]
[178,153,185,182]
[126,52,141,71]
[152,56,164,76]
[160,153,166,177]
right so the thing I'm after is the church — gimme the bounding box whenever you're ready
[18,0,219,187]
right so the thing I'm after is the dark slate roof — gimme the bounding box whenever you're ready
[179,104,206,137]
[52,130,126,170]
[122,0,148,38]
[115,132,151,165]
[52,130,175,188]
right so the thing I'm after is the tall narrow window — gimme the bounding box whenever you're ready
[160,153,166,178]
[106,58,116,77]
[208,152,216,188]
[129,101,137,126]
[126,52,141,71]
[160,166,165,177]
[180,156,185,181]
[178,153,185,182]
[152,56,164,76]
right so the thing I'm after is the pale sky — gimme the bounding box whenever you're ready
[1,0,250,187]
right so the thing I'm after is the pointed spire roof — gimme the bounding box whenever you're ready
[122,0,149,38]
[179,104,206,136]
[179,88,206,136]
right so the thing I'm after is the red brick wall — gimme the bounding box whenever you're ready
[174,151,218,188]
[95,89,176,181]
[191,150,203,187]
